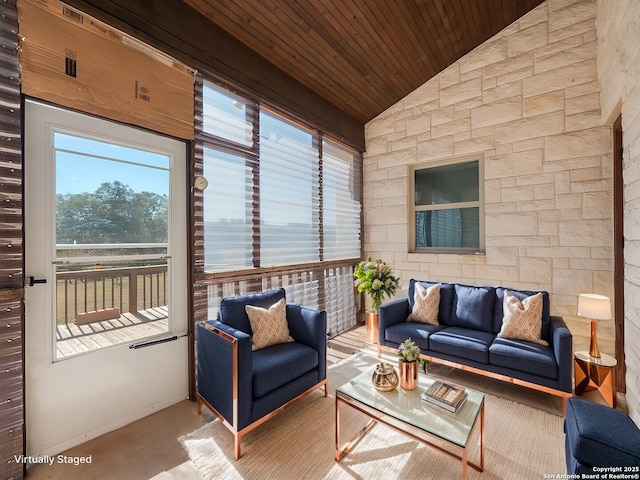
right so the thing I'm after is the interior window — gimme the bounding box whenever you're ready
[411,158,484,253]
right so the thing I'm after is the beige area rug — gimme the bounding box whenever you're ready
[179,353,566,479]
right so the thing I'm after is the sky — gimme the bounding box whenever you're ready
[54,132,170,196]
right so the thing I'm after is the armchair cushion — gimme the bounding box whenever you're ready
[219,288,286,334]
[246,298,294,350]
[252,342,319,398]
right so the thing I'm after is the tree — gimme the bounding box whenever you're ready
[56,181,168,244]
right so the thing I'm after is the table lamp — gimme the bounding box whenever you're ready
[577,293,612,358]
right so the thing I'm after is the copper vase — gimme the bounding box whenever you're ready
[366,311,379,344]
[399,361,418,390]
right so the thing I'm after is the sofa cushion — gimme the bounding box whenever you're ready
[565,397,640,468]
[246,298,294,351]
[409,280,455,325]
[494,287,551,341]
[219,288,286,335]
[407,283,440,325]
[385,321,446,351]
[497,291,548,346]
[489,337,557,379]
[429,327,495,364]
[450,284,495,332]
[252,342,318,398]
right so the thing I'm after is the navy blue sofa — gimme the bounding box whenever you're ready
[565,397,640,473]
[378,280,573,411]
[197,288,327,458]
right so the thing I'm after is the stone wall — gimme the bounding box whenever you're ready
[364,1,614,350]
[597,0,640,422]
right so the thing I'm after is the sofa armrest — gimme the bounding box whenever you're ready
[550,315,573,393]
[286,304,327,381]
[378,298,410,344]
[196,320,253,429]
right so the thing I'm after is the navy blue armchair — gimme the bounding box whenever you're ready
[196,288,327,459]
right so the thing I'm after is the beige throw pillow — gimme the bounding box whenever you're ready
[498,290,548,346]
[407,283,440,325]
[245,298,294,351]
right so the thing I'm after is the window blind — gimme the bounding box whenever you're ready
[259,110,320,266]
[322,140,361,260]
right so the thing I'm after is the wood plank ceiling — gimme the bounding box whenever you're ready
[184,0,545,124]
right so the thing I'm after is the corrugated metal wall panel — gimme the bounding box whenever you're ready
[0,1,25,479]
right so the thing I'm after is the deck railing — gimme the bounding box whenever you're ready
[56,265,168,325]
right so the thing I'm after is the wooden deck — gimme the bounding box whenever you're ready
[327,324,368,364]
[56,306,169,358]
[56,308,368,362]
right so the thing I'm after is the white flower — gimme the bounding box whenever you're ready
[372,279,383,290]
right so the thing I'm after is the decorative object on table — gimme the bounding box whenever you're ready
[397,338,422,390]
[577,293,611,358]
[422,379,468,413]
[371,362,398,392]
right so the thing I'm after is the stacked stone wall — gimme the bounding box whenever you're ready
[364,0,612,350]
[597,0,640,423]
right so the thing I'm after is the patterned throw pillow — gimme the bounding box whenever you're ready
[498,290,548,346]
[245,298,294,351]
[407,283,441,325]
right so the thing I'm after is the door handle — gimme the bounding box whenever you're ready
[28,276,47,287]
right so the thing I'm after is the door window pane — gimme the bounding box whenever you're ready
[55,133,169,259]
[53,131,174,359]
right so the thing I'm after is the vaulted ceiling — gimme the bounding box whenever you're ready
[183,0,546,124]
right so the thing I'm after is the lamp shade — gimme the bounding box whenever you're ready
[577,293,612,320]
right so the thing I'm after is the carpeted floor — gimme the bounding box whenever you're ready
[178,352,566,479]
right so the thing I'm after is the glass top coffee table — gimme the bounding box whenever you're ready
[335,368,485,480]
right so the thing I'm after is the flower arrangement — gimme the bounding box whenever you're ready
[354,257,400,312]
[398,338,422,363]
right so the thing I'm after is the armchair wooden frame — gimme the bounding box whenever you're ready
[197,321,327,459]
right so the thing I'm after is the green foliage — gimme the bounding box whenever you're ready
[56,181,168,244]
[398,338,422,364]
[353,257,399,312]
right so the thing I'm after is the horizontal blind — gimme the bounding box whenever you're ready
[200,81,258,272]
[202,147,254,270]
[259,111,319,266]
[322,140,361,260]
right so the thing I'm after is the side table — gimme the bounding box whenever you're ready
[574,351,617,408]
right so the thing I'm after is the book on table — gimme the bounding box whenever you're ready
[421,380,468,413]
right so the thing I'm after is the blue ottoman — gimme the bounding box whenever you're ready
[564,397,640,474]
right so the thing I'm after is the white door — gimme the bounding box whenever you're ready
[24,100,189,456]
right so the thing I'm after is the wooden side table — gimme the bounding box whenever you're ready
[574,351,617,408]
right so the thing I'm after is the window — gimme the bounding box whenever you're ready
[322,140,361,260]
[199,81,361,272]
[260,111,319,265]
[410,157,484,253]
